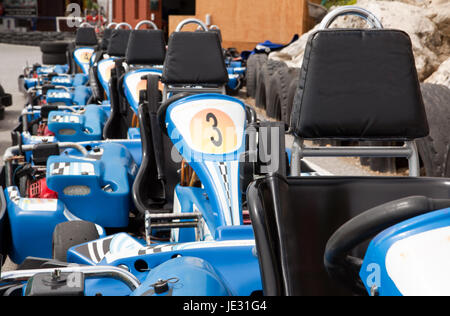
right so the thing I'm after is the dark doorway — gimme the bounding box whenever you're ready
[161,0,195,36]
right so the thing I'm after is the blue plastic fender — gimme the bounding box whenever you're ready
[48,105,107,143]
[131,257,232,296]
[5,186,82,264]
[74,47,95,75]
[46,143,138,228]
[360,208,450,296]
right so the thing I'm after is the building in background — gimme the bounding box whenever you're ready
[113,0,319,51]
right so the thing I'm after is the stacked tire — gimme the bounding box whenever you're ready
[0,84,12,120]
[40,41,69,65]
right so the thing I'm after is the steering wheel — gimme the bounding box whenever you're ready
[324,196,450,295]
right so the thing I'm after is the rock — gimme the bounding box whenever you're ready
[425,57,450,87]
[269,0,449,81]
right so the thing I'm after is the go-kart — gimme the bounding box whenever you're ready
[245,7,450,296]
[0,19,274,297]
[13,23,165,146]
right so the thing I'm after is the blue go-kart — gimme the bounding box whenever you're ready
[0,18,270,296]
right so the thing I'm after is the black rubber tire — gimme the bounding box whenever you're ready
[42,52,67,65]
[255,59,287,110]
[40,41,69,54]
[286,77,300,127]
[246,54,260,97]
[52,221,100,262]
[416,83,450,177]
[267,67,300,120]
[252,54,268,101]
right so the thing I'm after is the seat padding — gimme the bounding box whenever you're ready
[162,32,228,85]
[75,27,98,46]
[107,29,131,57]
[291,29,429,140]
[126,30,166,65]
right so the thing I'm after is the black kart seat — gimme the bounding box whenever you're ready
[162,31,228,86]
[133,80,182,216]
[291,29,428,140]
[107,29,132,57]
[248,174,450,296]
[75,27,98,47]
[126,30,166,66]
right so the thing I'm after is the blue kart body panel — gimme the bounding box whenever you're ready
[46,86,92,106]
[37,65,70,76]
[74,47,95,75]
[360,208,450,296]
[67,231,261,296]
[4,141,142,264]
[51,74,89,87]
[46,143,138,228]
[97,58,117,99]
[166,94,247,227]
[123,68,163,114]
[47,105,108,143]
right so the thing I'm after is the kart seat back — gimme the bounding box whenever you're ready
[107,29,132,57]
[75,27,98,47]
[247,174,450,296]
[126,30,166,66]
[291,29,428,140]
[289,29,429,177]
[162,31,228,87]
[133,92,181,214]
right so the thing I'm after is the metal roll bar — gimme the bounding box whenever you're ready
[135,20,158,30]
[175,18,209,32]
[106,22,118,29]
[115,22,133,30]
[79,22,94,28]
[319,6,383,30]
[0,266,141,292]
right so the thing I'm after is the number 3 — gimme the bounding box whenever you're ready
[206,113,223,147]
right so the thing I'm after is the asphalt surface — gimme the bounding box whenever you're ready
[0,43,386,273]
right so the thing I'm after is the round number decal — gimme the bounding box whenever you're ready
[190,109,238,154]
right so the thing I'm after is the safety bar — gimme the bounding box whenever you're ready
[175,18,209,32]
[135,20,158,30]
[115,22,132,30]
[319,6,383,30]
[79,22,94,28]
[291,139,420,177]
[106,22,117,29]
[0,266,141,292]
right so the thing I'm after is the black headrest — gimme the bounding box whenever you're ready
[126,30,166,65]
[75,27,98,46]
[162,32,228,85]
[291,29,429,141]
[107,29,131,57]
[100,28,113,50]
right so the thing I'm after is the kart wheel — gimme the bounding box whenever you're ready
[251,54,268,99]
[267,67,300,120]
[255,59,287,110]
[416,83,450,177]
[40,41,69,54]
[42,52,68,66]
[52,221,100,262]
[246,54,259,97]
[286,76,300,127]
